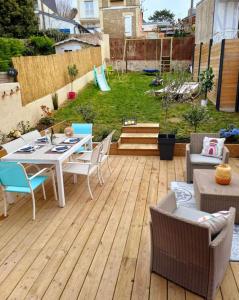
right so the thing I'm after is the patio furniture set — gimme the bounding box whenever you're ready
[0,124,114,220]
[150,133,237,300]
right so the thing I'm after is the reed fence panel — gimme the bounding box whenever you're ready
[12,47,102,106]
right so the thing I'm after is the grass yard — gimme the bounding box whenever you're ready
[54,72,239,141]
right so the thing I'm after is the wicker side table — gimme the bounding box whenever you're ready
[193,169,239,224]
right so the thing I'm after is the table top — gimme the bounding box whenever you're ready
[193,169,239,196]
[1,134,91,164]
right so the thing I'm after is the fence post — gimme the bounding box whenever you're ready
[207,39,213,68]
[235,72,239,112]
[192,43,195,75]
[216,39,225,111]
[197,42,203,81]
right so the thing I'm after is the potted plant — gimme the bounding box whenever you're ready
[183,104,209,132]
[199,67,214,107]
[67,64,79,100]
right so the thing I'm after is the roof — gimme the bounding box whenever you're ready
[42,0,58,13]
[54,37,99,47]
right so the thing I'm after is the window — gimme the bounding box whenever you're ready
[85,1,94,18]
[124,15,132,37]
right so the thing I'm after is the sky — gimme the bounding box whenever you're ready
[71,0,201,20]
[142,0,201,20]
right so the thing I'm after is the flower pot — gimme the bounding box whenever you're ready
[158,134,176,160]
[215,164,232,185]
[67,91,76,100]
[201,99,208,107]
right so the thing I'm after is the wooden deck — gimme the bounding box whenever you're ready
[0,156,239,300]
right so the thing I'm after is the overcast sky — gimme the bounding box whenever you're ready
[72,0,201,20]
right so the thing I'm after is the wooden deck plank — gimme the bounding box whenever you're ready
[0,156,237,300]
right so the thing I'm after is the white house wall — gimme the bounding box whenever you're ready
[213,0,239,42]
[55,42,82,54]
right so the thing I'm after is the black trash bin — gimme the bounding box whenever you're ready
[158,133,176,160]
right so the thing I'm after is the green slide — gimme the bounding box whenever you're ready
[94,65,111,92]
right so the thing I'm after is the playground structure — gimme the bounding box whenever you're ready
[109,37,194,73]
[122,37,173,74]
[94,65,111,92]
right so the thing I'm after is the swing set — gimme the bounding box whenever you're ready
[122,37,173,74]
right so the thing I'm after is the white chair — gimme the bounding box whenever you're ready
[2,138,25,154]
[63,143,103,199]
[76,131,114,183]
[21,130,42,143]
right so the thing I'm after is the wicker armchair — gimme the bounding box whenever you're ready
[150,192,235,300]
[186,133,229,183]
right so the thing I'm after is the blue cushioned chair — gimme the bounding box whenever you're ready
[0,162,57,220]
[72,123,93,153]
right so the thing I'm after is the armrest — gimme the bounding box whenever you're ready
[156,191,177,213]
[222,146,229,163]
[28,168,48,180]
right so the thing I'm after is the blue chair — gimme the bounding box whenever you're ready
[72,123,93,153]
[0,162,57,220]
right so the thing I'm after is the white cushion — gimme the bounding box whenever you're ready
[198,211,230,235]
[190,154,222,165]
[201,137,225,158]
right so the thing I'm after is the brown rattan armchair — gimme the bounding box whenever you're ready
[186,133,229,183]
[150,192,235,300]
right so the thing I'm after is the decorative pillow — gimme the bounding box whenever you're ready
[198,211,230,235]
[201,137,225,158]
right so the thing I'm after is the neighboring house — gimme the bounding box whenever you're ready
[77,0,101,32]
[100,0,143,38]
[54,37,99,53]
[35,0,89,34]
[195,0,239,44]
[142,22,173,39]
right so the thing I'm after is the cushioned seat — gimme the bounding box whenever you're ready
[190,154,222,165]
[5,176,48,193]
[173,206,212,222]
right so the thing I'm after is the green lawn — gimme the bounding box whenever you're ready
[54,72,239,141]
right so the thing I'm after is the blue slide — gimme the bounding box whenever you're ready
[94,65,111,92]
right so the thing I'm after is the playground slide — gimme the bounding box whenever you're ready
[94,66,111,92]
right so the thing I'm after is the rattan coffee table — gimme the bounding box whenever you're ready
[193,169,239,223]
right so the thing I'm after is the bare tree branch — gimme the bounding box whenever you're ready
[56,0,75,19]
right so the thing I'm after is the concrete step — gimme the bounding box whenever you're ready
[117,143,159,156]
[122,123,160,134]
[120,133,158,144]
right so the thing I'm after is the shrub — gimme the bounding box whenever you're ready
[38,29,69,42]
[52,93,59,110]
[77,104,97,123]
[183,104,209,132]
[199,67,214,99]
[0,38,26,71]
[17,121,31,134]
[25,36,55,56]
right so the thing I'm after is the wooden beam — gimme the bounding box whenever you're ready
[216,39,225,111]
[197,42,203,81]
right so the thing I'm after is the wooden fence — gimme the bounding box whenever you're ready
[110,37,195,61]
[12,47,102,106]
[193,39,239,112]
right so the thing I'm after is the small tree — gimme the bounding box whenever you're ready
[68,64,79,91]
[149,9,175,24]
[183,104,209,132]
[199,67,214,99]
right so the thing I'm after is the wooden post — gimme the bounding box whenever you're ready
[207,39,213,68]
[170,37,173,72]
[216,39,225,111]
[235,72,239,112]
[197,42,203,81]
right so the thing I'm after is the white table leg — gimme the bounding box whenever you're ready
[55,162,65,207]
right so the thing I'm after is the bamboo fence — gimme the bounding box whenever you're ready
[12,47,102,106]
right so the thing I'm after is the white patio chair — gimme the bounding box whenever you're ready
[63,143,103,199]
[76,131,115,183]
[21,130,42,143]
[2,138,25,154]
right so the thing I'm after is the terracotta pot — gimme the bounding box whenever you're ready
[64,127,74,137]
[215,164,232,185]
[67,91,76,100]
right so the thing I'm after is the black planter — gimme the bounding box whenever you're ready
[158,134,176,160]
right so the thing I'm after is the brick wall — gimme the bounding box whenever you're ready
[103,8,138,38]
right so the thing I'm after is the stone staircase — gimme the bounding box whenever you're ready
[117,123,160,156]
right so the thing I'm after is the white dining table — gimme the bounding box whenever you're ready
[1,134,92,207]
